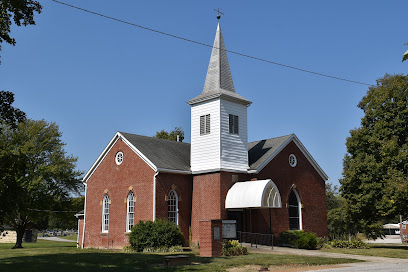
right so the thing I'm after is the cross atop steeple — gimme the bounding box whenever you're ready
[214,8,224,20]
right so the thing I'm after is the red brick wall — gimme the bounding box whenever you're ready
[252,141,328,237]
[191,172,247,245]
[84,138,155,249]
[155,173,192,245]
[83,137,328,249]
[199,220,223,257]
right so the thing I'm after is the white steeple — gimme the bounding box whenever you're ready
[189,23,251,174]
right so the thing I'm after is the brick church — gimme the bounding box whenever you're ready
[76,22,329,249]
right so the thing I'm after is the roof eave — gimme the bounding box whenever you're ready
[250,134,329,181]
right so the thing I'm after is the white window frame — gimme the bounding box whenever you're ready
[115,151,124,165]
[229,114,239,135]
[102,194,109,233]
[289,154,297,167]
[200,114,210,135]
[168,190,179,225]
[288,189,302,230]
[126,191,135,232]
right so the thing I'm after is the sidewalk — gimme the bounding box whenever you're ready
[38,236,76,243]
[243,244,408,271]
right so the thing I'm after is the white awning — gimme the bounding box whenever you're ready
[225,179,282,209]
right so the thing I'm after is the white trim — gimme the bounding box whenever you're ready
[102,194,109,233]
[253,134,329,181]
[126,191,135,232]
[153,171,159,221]
[157,168,191,175]
[289,188,302,230]
[76,218,80,248]
[81,183,87,249]
[83,132,158,184]
[289,154,297,167]
[168,190,179,225]
[192,167,249,175]
[115,151,124,165]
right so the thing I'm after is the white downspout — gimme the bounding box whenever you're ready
[81,182,87,249]
[76,218,80,248]
[153,171,159,221]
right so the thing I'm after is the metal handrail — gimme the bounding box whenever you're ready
[237,231,273,249]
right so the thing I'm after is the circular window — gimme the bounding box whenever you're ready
[289,154,297,167]
[115,151,123,165]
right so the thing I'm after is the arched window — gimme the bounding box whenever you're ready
[168,190,178,225]
[102,194,109,232]
[126,191,134,232]
[288,190,302,230]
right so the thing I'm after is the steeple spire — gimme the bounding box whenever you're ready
[187,23,251,106]
[203,23,235,93]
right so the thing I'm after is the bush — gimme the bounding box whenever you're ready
[279,231,318,250]
[329,239,369,249]
[222,240,248,256]
[128,219,184,252]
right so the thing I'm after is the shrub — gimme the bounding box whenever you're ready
[279,231,318,250]
[329,239,369,249]
[222,240,248,256]
[128,219,184,252]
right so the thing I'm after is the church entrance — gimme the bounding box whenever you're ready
[227,210,243,233]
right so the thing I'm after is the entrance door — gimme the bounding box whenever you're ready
[227,210,243,232]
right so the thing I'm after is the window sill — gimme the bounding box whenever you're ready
[124,232,131,235]
[100,232,109,236]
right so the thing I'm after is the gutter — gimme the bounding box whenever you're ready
[81,182,87,249]
[153,171,159,221]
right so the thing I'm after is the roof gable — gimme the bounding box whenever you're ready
[83,132,191,183]
[248,134,329,181]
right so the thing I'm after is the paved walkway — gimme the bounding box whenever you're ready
[38,236,76,243]
[244,244,408,272]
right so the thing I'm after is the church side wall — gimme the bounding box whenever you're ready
[84,138,155,249]
[254,141,328,237]
[191,99,221,172]
[220,99,248,171]
[155,173,192,246]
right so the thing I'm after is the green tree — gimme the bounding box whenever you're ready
[48,196,85,229]
[326,183,351,239]
[0,90,26,228]
[0,0,42,62]
[0,90,26,130]
[155,127,184,142]
[0,119,82,248]
[340,74,408,239]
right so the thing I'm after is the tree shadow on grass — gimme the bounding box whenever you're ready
[0,252,217,272]
[370,244,408,250]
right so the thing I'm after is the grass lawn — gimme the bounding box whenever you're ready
[59,234,78,241]
[0,240,360,272]
[321,243,408,259]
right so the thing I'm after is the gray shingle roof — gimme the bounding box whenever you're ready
[120,132,292,173]
[120,132,191,172]
[187,23,251,106]
[248,134,293,170]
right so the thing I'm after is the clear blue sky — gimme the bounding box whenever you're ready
[0,0,406,191]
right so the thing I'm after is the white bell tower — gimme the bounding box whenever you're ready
[188,23,252,174]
